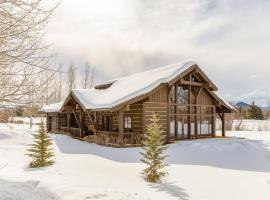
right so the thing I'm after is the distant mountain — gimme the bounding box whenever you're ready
[234,101,269,111]
[235,101,250,109]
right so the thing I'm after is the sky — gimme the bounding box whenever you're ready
[44,0,270,106]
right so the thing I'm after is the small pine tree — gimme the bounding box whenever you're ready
[26,119,54,168]
[140,113,168,182]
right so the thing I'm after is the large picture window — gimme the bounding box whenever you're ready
[177,86,188,105]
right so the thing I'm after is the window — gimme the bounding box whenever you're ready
[124,115,132,129]
[177,86,188,105]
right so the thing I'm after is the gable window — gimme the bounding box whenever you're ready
[177,85,188,105]
[124,115,132,129]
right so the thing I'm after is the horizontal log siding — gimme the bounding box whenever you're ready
[124,103,143,132]
[142,102,168,134]
[59,114,67,127]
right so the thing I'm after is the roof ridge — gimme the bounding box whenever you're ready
[94,61,195,87]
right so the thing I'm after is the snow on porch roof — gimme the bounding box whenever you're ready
[71,61,196,110]
[40,101,64,113]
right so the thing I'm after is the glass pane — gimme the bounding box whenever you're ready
[190,116,195,136]
[201,117,209,135]
[183,117,188,138]
[170,117,175,136]
[177,86,188,105]
[177,117,183,139]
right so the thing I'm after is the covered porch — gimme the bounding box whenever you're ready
[58,95,144,146]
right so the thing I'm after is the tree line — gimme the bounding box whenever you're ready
[238,101,266,120]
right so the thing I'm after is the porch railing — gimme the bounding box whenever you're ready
[59,126,82,138]
[94,131,143,146]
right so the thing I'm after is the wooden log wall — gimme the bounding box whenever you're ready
[124,103,143,132]
[142,102,168,134]
[58,113,67,127]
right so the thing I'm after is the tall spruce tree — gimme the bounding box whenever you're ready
[140,113,168,182]
[248,101,264,120]
[26,119,54,168]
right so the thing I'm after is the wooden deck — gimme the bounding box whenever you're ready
[59,127,82,138]
[58,127,143,147]
[94,131,143,147]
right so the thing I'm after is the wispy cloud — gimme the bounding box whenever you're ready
[44,0,270,105]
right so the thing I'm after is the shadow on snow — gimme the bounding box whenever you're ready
[150,182,189,200]
[0,179,56,200]
[54,134,270,173]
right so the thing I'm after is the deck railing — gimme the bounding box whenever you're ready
[58,127,143,146]
[94,131,143,146]
[59,126,82,138]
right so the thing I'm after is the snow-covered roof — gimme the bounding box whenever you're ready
[72,61,196,110]
[41,61,234,112]
[213,91,236,112]
[40,101,64,113]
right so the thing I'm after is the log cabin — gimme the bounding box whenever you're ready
[41,62,234,147]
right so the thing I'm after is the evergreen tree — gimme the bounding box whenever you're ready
[140,113,168,182]
[247,101,264,120]
[26,119,54,168]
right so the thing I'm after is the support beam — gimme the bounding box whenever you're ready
[179,79,210,88]
[174,85,177,139]
[72,110,81,129]
[118,111,124,144]
[187,75,192,139]
[67,113,70,132]
[222,113,225,137]
[167,85,171,143]
[194,94,198,138]
[212,107,216,137]
[80,111,84,138]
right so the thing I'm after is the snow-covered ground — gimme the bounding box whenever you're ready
[8,117,44,125]
[216,119,270,131]
[231,119,270,131]
[1,123,270,200]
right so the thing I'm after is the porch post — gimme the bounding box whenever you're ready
[167,85,171,142]
[57,113,60,133]
[174,85,178,139]
[194,92,198,138]
[187,74,192,139]
[222,113,225,137]
[67,113,70,132]
[80,111,84,138]
[119,111,124,144]
[212,107,216,137]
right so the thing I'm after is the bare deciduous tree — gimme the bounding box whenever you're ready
[67,61,76,91]
[0,0,59,105]
[81,62,93,89]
